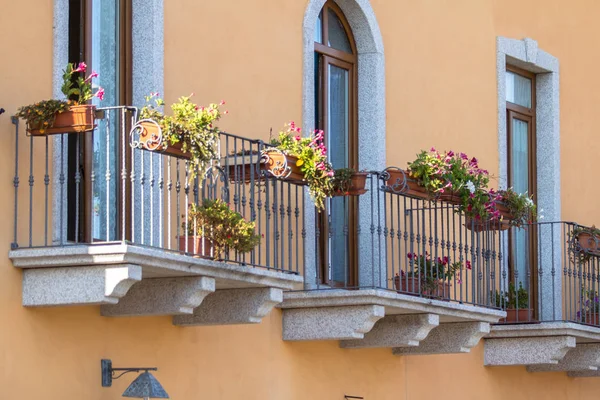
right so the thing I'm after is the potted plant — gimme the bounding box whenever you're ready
[569,225,600,258]
[15,62,103,135]
[136,93,226,181]
[393,252,468,299]
[263,122,333,210]
[577,289,600,325]
[331,168,368,196]
[493,188,537,228]
[494,282,532,323]
[179,199,260,259]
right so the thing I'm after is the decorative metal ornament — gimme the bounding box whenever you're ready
[130,119,163,151]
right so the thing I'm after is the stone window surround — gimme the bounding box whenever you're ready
[301,0,386,288]
[496,37,560,320]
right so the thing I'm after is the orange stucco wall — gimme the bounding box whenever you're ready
[3,0,600,399]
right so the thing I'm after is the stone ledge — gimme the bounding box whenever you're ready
[9,244,303,291]
[485,336,576,366]
[527,344,600,373]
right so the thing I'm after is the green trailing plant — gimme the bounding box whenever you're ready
[493,282,529,309]
[140,93,226,181]
[331,168,355,194]
[495,188,537,227]
[15,62,103,133]
[407,148,494,220]
[183,199,260,259]
[272,122,333,211]
[395,252,471,292]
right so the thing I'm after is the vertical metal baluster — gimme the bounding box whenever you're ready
[295,185,299,274]
[130,138,136,243]
[273,180,279,270]
[90,129,95,242]
[176,160,181,252]
[185,162,190,254]
[74,133,81,243]
[150,153,155,247]
[28,134,34,247]
[159,154,164,248]
[121,108,127,241]
[167,157,172,250]
[140,149,145,244]
[389,193,396,289]
[11,117,20,249]
[287,183,292,273]
[265,177,271,267]
[280,181,285,270]
[249,141,257,266]
[105,112,111,241]
[257,172,263,267]
[44,135,49,246]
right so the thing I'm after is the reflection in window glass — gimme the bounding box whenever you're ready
[91,0,120,241]
[315,10,323,44]
[506,71,532,108]
[327,8,352,53]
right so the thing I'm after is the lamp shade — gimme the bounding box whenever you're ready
[122,371,169,398]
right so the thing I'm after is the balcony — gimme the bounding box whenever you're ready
[8,106,303,325]
[484,221,600,376]
[280,171,506,355]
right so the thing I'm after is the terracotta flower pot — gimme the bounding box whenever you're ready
[332,172,368,197]
[464,216,511,232]
[178,236,214,258]
[27,104,96,136]
[262,150,305,184]
[393,276,451,299]
[384,169,431,200]
[136,121,191,160]
[581,312,600,325]
[437,190,461,205]
[500,308,533,323]
[575,232,600,256]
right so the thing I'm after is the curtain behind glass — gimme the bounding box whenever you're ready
[510,118,530,288]
[506,71,532,108]
[328,64,349,283]
[91,0,120,241]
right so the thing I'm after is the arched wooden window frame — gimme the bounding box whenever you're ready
[314,1,359,287]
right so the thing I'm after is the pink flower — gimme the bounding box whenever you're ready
[466,260,472,270]
[327,170,334,177]
[224,110,229,115]
[95,87,105,101]
[447,151,454,157]
[294,135,301,141]
[430,147,436,152]
[407,253,414,260]
[73,62,87,73]
[220,100,226,105]
[460,153,468,160]
[85,70,98,81]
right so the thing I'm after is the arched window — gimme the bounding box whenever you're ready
[314,1,358,286]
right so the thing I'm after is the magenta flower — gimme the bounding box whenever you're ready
[84,71,99,82]
[447,150,454,157]
[466,260,472,270]
[460,153,468,160]
[430,147,436,152]
[294,135,301,141]
[95,87,105,101]
[73,62,87,73]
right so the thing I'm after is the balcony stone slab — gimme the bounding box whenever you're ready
[484,322,600,368]
[393,321,490,356]
[10,244,302,321]
[173,288,283,326]
[340,314,439,349]
[280,289,504,347]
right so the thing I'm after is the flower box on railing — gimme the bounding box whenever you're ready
[574,232,600,256]
[383,168,431,200]
[135,120,191,160]
[27,105,97,136]
[332,171,368,197]
[394,276,451,300]
[261,150,305,184]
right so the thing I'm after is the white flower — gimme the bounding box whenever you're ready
[466,180,475,194]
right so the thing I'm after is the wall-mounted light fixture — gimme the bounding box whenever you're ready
[101,359,169,399]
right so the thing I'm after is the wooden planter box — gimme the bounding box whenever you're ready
[332,172,368,196]
[500,308,533,323]
[136,121,191,160]
[575,232,600,256]
[178,236,214,258]
[262,150,306,184]
[394,276,451,299]
[27,105,96,136]
[384,169,431,200]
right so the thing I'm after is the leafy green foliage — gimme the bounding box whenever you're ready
[16,62,102,132]
[496,188,537,227]
[184,199,260,259]
[400,252,468,292]
[331,168,355,194]
[140,93,225,181]
[14,99,70,133]
[493,282,529,309]
[274,122,333,210]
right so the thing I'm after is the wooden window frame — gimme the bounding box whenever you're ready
[69,0,132,243]
[315,1,358,287]
[506,65,538,315]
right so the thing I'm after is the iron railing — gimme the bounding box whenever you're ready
[10,106,305,274]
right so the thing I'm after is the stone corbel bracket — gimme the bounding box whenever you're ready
[527,343,600,373]
[22,264,142,306]
[485,336,576,366]
[394,321,490,356]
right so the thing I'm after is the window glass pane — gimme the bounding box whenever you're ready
[91,0,120,241]
[510,118,530,289]
[327,8,352,53]
[327,64,349,283]
[506,71,532,108]
[315,10,322,44]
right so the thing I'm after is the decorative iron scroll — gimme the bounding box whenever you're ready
[260,148,292,180]
[129,119,162,151]
[380,166,409,194]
